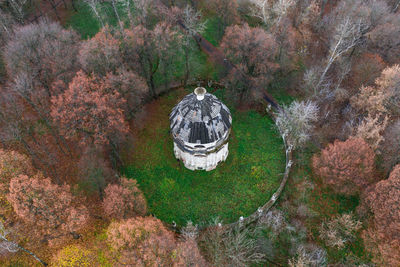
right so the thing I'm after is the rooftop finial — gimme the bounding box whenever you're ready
[194,87,206,100]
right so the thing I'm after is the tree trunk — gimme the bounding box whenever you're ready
[29,133,59,181]
[71,0,77,11]
[126,0,133,26]
[184,47,190,87]
[111,0,123,32]
[62,0,68,9]
[49,0,61,20]
[89,2,105,28]
[108,137,123,168]
[20,138,50,178]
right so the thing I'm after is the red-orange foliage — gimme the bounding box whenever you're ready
[0,149,35,195]
[362,164,400,266]
[79,27,122,76]
[312,137,375,195]
[220,23,279,78]
[107,216,176,266]
[366,164,400,243]
[51,71,128,146]
[7,174,89,244]
[102,177,147,220]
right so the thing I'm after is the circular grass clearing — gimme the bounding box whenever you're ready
[122,88,285,225]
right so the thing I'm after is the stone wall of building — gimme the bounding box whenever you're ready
[173,142,229,171]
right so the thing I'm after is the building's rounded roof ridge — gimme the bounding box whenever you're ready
[170,88,232,145]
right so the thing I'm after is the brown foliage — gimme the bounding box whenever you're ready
[220,23,278,102]
[104,69,149,117]
[79,27,122,76]
[312,137,375,195]
[4,19,80,89]
[351,64,400,117]
[7,174,89,245]
[362,164,400,266]
[102,177,147,220]
[354,114,388,152]
[51,71,128,146]
[77,146,115,198]
[220,23,278,79]
[107,216,176,266]
[350,85,387,116]
[351,53,386,88]
[121,23,180,97]
[365,164,400,243]
[0,149,34,194]
[174,239,208,267]
[368,14,400,64]
[379,119,400,174]
[375,64,400,115]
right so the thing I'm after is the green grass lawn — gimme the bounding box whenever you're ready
[65,1,101,38]
[122,87,286,225]
[203,17,225,46]
[65,0,120,39]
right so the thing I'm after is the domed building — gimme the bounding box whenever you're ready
[170,87,232,171]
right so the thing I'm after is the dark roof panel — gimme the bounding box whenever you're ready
[170,90,232,144]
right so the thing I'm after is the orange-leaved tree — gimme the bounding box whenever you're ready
[102,177,147,220]
[363,164,400,266]
[7,174,89,245]
[0,149,35,195]
[107,216,177,266]
[51,70,128,146]
[312,137,375,195]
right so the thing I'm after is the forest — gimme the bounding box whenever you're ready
[0,0,399,266]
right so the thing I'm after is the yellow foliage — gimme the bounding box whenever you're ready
[52,245,96,267]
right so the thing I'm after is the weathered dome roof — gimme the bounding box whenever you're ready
[170,88,232,145]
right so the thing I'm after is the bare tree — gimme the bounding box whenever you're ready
[319,213,362,249]
[288,244,327,267]
[180,221,199,240]
[178,5,207,85]
[180,5,207,36]
[131,0,156,26]
[275,100,319,149]
[314,17,364,92]
[249,0,295,28]
[0,92,57,178]
[0,10,15,45]
[110,0,124,31]
[223,225,265,267]
[199,219,265,267]
[0,222,47,266]
[7,0,29,22]
[116,0,134,26]
[84,0,105,27]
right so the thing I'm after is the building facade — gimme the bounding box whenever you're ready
[170,87,232,171]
